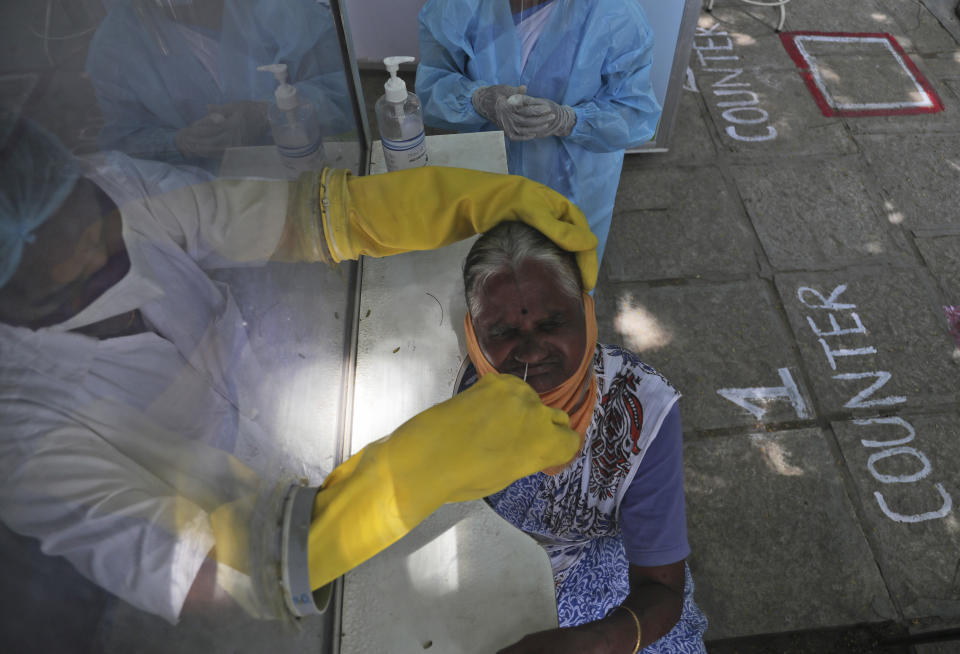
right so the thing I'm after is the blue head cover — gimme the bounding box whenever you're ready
[0,117,79,289]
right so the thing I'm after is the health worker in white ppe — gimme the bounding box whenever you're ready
[86,0,352,167]
[416,0,662,266]
[0,117,598,623]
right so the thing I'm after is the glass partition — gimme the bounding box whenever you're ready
[0,1,365,651]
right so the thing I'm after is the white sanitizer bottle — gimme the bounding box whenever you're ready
[257,63,325,173]
[375,56,428,171]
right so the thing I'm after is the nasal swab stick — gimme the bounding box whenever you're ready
[523,363,528,382]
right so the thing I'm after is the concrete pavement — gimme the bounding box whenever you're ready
[359,3,960,648]
[595,1,960,650]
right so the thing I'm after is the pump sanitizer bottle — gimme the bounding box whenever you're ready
[375,56,428,171]
[257,63,324,173]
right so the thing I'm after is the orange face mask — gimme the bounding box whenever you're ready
[464,292,598,475]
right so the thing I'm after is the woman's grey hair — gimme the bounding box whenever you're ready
[463,221,582,316]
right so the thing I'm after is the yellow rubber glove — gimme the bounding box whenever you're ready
[314,166,598,291]
[306,373,580,590]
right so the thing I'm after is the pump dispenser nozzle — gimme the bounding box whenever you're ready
[257,63,299,111]
[383,56,415,103]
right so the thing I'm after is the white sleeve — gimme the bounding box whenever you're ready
[0,417,215,624]
[0,375,296,623]
[84,151,294,269]
[142,177,294,270]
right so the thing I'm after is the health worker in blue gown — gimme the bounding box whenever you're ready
[87,0,352,168]
[416,0,662,265]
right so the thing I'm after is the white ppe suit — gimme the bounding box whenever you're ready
[0,153,322,623]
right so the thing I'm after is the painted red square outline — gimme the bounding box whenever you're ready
[780,31,944,117]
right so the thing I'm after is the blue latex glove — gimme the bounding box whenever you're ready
[496,94,577,141]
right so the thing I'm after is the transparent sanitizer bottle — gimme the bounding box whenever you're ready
[257,63,325,174]
[375,56,428,171]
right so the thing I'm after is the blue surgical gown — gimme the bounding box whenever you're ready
[86,0,352,165]
[416,0,662,265]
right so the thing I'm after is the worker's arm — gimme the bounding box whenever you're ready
[85,6,188,164]
[312,167,598,290]
[415,0,493,132]
[289,373,580,598]
[563,5,661,153]
[193,372,580,619]
[0,337,581,623]
[496,562,685,654]
[0,404,229,624]
[146,165,597,290]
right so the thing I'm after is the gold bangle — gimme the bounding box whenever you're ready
[620,604,642,654]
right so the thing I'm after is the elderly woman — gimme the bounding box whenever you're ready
[458,222,707,654]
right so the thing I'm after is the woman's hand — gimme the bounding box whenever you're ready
[497,562,686,654]
[497,626,610,654]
